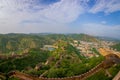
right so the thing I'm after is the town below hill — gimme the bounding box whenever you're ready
[0,33,120,80]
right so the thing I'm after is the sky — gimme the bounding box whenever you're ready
[0,0,120,39]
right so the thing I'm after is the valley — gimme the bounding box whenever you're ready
[0,33,120,80]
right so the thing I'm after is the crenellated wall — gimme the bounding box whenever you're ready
[8,60,112,80]
[7,48,120,80]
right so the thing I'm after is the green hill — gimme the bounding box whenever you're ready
[0,33,98,54]
[0,34,119,79]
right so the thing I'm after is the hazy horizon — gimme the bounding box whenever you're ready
[0,0,120,39]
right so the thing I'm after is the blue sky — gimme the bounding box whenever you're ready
[0,0,120,38]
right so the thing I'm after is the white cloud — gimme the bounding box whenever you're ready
[0,0,87,33]
[0,20,70,34]
[1,0,119,26]
[0,0,120,39]
[0,0,86,24]
[101,21,107,24]
[79,23,120,38]
[89,0,120,13]
[41,0,85,23]
[21,23,69,33]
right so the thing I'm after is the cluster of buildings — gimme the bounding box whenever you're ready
[71,40,115,58]
[41,40,117,58]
